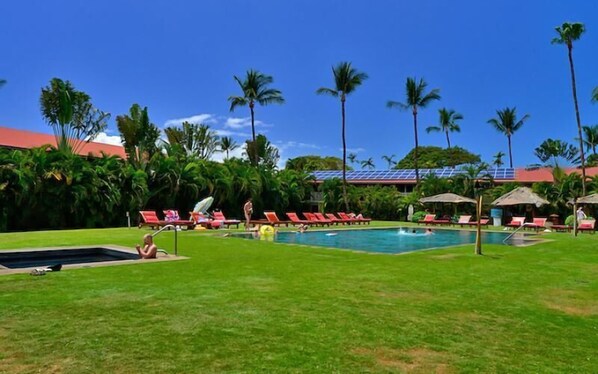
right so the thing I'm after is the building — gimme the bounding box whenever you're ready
[0,126,126,158]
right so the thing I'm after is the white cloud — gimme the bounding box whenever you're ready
[224,117,271,129]
[215,129,250,137]
[164,114,217,128]
[275,141,321,151]
[345,147,366,153]
[93,132,122,146]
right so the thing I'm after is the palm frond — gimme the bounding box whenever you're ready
[316,87,338,97]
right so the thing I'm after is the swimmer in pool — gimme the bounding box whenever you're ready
[135,234,158,259]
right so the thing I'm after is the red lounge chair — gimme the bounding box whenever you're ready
[163,210,196,229]
[325,213,352,225]
[336,212,360,224]
[506,217,526,229]
[286,212,313,226]
[212,211,240,229]
[263,211,291,227]
[417,214,436,225]
[465,218,490,227]
[303,212,331,226]
[577,219,596,234]
[525,217,547,231]
[454,215,472,227]
[139,211,168,229]
[347,212,371,224]
[314,212,335,225]
[189,212,221,229]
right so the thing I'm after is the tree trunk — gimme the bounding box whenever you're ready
[567,44,587,195]
[341,96,349,212]
[446,130,451,149]
[507,135,513,168]
[250,102,257,166]
[413,108,420,185]
[474,195,483,255]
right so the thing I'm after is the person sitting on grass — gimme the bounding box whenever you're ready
[135,234,158,259]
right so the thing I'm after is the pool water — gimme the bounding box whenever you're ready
[0,247,140,269]
[236,228,520,254]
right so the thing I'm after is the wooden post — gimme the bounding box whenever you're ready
[475,195,483,255]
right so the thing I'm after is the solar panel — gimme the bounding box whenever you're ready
[312,168,516,182]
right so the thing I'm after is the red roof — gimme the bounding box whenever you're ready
[0,126,126,158]
[515,166,598,183]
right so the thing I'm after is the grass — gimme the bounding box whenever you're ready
[0,223,596,373]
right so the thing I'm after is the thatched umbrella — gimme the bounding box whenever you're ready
[419,193,476,204]
[491,187,549,207]
[577,193,598,204]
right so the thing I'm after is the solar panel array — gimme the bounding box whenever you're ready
[312,168,515,181]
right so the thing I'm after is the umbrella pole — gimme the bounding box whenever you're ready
[475,195,483,255]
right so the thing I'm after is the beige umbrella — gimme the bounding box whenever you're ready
[491,187,549,207]
[576,193,598,204]
[419,193,476,204]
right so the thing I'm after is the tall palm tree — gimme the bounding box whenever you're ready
[316,62,368,211]
[492,151,506,168]
[425,108,462,148]
[581,125,598,155]
[228,69,284,159]
[387,77,441,185]
[219,136,239,159]
[381,154,396,169]
[360,157,375,170]
[487,107,529,168]
[552,22,587,195]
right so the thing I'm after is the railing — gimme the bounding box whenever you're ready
[151,224,178,256]
[502,223,530,244]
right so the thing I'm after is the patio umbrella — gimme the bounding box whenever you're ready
[576,193,598,204]
[193,196,214,213]
[491,187,549,207]
[419,193,476,204]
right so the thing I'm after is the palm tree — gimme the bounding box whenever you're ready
[581,125,598,155]
[492,151,506,168]
[381,154,396,169]
[116,104,160,168]
[425,108,462,148]
[348,153,358,165]
[316,62,368,211]
[228,69,284,162]
[360,157,375,170]
[534,138,579,169]
[219,136,239,159]
[487,107,529,168]
[387,77,441,185]
[552,22,587,195]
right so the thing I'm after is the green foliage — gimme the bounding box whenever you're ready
[164,122,219,160]
[411,211,428,222]
[534,138,579,167]
[285,155,346,171]
[40,78,109,154]
[396,146,480,169]
[116,104,160,167]
[245,134,280,168]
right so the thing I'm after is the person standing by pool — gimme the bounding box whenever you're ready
[135,234,157,259]
[243,198,253,230]
[577,206,587,221]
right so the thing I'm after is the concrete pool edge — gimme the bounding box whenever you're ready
[0,245,188,275]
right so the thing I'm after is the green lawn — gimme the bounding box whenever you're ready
[0,224,596,373]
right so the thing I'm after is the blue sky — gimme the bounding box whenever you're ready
[1,0,598,168]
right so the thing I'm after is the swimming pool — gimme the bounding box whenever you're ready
[235,228,526,254]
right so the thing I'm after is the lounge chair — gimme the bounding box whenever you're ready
[338,212,369,225]
[430,215,451,225]
[347,212,371,224]
[577,219,596,234]
[525,217,547,231]
[314,212,335,225]
[139,211,168,229]
[286,212,313,226]
[454,215,472,227]
[417,214,436,225]
[551,224,572,232]
[506,217,526,229]
[212,211,241,228]
[325,213,353,225]
[303,212,331,226]
[189,211,221,229]
[163,210,196,230]
[263,211,291,227]
[463,218,490,227]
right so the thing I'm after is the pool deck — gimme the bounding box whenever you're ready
[0,245,187,275]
